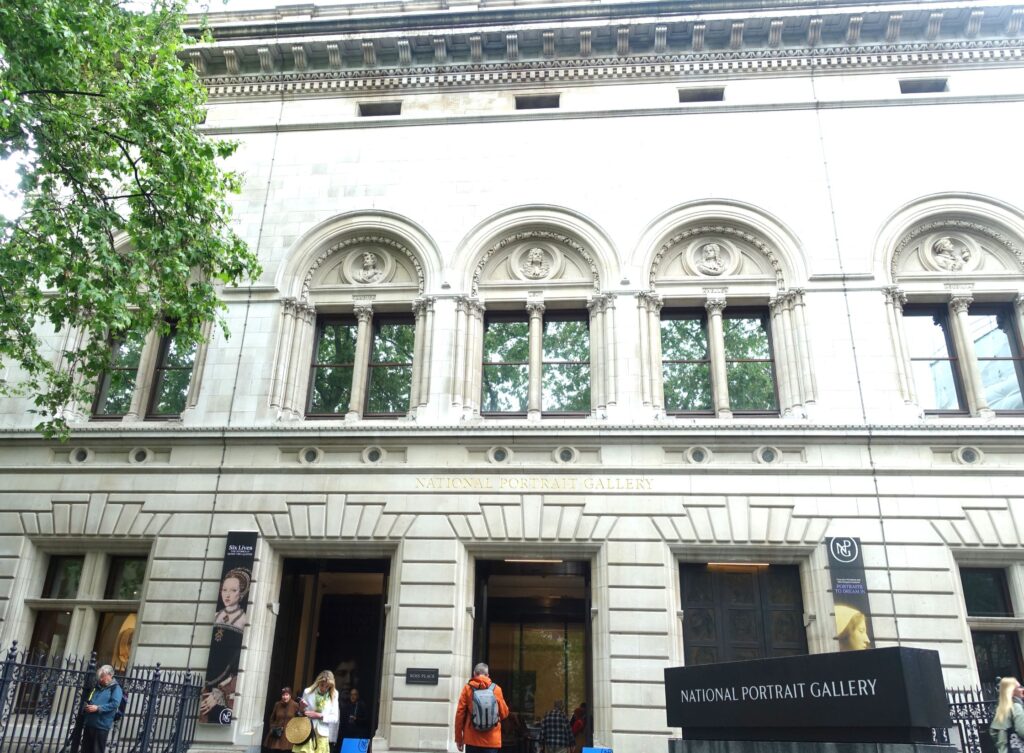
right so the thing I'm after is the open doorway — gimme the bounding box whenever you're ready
[263,558,389,742]
[473,559,591,749]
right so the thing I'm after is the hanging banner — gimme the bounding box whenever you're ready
[199,531,258,724]
[826,536,872,651]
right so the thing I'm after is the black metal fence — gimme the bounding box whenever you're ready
[948,686,999,753]
[0,643,201,753]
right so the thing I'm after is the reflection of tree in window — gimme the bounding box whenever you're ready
[148,327,197,417]
[45,556,84,598]
[903,310,965,411]
[969,309,1024,411]
[365,319,415,415]
[542,316,590,413]
[482,319,529,413]
[106,556,148,599]
[93,331,146,417]
[661,315,712,413]
[723,313,777,412]
[308,320,357,415]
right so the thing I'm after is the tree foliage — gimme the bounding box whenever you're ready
[0,0,260,437]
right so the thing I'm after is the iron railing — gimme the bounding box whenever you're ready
[948,686,999,753]
[0,643,201,753]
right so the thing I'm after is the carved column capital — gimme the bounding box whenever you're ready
[296,302,317,324]
[882,286,907,312]
[705,297,727,316]
[526,300,546,317]
[281,296,298,314]
[353,303,374,322]
[949,295,974,315]
[412,296,436,318]
[1015,294,1024,315]
[467,297,486,319]
[587,295,606,315]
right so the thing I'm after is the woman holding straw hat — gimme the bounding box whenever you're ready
[293,670,340,753]
[991,677,1024,753]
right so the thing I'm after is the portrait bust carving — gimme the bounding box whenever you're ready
[930,237,971,272]
[355,251,384,283]
[520,247,552,280]
[696,242,727,276]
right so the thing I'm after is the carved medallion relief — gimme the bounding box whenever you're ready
[306,238,420,295]
[477,232,596,291]
[652,227,779,286]
[892,224,1023,279]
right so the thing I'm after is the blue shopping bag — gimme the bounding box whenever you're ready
[582,748,612,753]
[340,739,370,753]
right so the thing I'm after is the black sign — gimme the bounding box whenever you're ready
[827,536,874,652]
[200,531,258,725]
[405,668,439,685]
[664,647,951,743]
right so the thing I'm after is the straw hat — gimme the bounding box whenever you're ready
[285,716,313,745]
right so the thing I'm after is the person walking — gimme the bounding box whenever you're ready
[992,677,1024,753]
[263,686,299,752]
[454,662,509,753]
[299,670,340,753]
[81,664,123,753]
[540,700,575,753]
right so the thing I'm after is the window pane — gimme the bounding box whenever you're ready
[910,359,961,411]
[111,331,146,369]
[723,317,771,360]
[94,370,137,416]
[316,322,358,364]
[961,568,1013,617]
[543,319,589,362]
[972,630,1024,687]
[726,361,777,411]
[29,610,73,659]
[662,318,708,361]
[663,363,712,411]
[43,556,84,599]
[162,334,197,370]
[106,557,147,600]
[371,322,415,364]
[150,364,193,416]
[94,612,137,673]
[543,364,591,412]
[970,312,1024,411]
[366,366,413,414]
[483,320,529,364]
[482,364,528,413]
[309,366,354,414]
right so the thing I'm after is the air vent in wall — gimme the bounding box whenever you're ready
[899,78,948,94]
[678,87,725,103]
[359,101,402,116]
[515,94,560,110]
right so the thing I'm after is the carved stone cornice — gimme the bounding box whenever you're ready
[195,39,1024,101]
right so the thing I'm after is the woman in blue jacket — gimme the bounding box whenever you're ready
[82,665,124,753]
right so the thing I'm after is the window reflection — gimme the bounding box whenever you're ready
[904,310,964,411]
[542,317,590,413]
[970,311,1024,411]
[482,319,529,413]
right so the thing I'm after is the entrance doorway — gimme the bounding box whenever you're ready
[264,558,389,742]
[473,560,591,748]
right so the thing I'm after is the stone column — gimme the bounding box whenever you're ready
[705,296,731,418]
[648,294,665,412]
[587,295,606,410]
[269,298,297,411]
[780,292,803,412]
[123,329,161,422]
[291,304,318,418]
[409,298,428,412]
[949,295,992,416]
[527,299,545,420]
[791,290,817,404]
[882,286,913,404]
[450,297,468,409]
[463,298,486,418]
[636,293,652,407]
[768,296,792,415]
[418,297,434,410]
[603,293,618,407]
[346,303,374,420]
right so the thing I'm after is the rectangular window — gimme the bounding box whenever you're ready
[43,555,84,599]
[723,311,778,413]
[146,327,197,418]
[970,307,1024,412]
[678,87,725,103]
[92,332,146,418]
[680,563,807,665]
[542,314,590,414]
[516,94,560,110]
[960,567,1023,685]
[482,317,530,414]
[308,318,358,416]
[92,611,137,673]
[364,317,415,416]
[106,556,148,600]
[28,608,73,659]
[661,313,713,413]
[904,308,967,412]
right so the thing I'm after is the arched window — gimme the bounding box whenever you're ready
[458,217,615,420]
[270,225,435,420]
[883,201,1024,417]
[640,206,815,419]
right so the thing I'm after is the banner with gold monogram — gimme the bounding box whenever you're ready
[199,531,258,724]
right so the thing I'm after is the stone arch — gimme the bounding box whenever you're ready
[276,211,443,301]
[452,205,618,297]
[872,192,1024,283]
[632,200,809,291]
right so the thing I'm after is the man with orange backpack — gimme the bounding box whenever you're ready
[454,663,509,753]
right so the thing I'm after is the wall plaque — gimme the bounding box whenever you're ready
[405,668,439,685]
[664,647,951,743]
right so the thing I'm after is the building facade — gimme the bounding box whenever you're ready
[2,0,1024,751]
